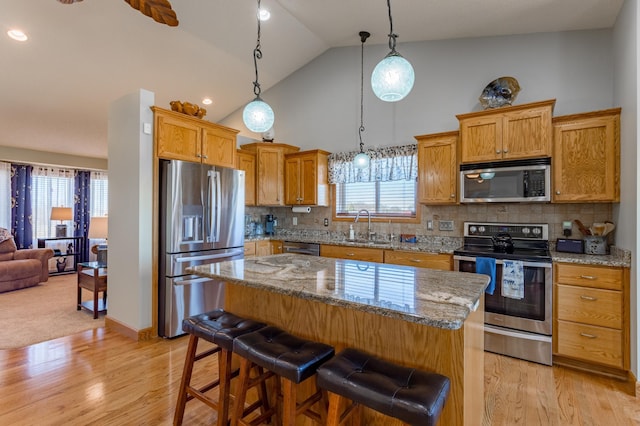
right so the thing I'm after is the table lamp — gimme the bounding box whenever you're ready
[89,216,108,266]
[50,207,73,237]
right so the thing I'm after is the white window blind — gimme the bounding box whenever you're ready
[335,180,416,217]
[90,171,108,216]
[31,167,74,239]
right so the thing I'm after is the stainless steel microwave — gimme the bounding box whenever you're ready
[460,158,551,203]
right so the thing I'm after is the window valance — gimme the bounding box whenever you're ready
[328,144,417,184]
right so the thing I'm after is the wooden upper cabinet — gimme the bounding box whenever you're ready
[457,99,555,163]
[285,150,330,206]
[236,150,256,206]
[552,108,621,203]
[240,142,300,206]
[152,107,238,168]
[415,131,458,204]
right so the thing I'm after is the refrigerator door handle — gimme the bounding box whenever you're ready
[206,170,221,243]
[172,276,214,286]
[174,250,244,263]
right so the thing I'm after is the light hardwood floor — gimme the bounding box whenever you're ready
[0,328,638,426]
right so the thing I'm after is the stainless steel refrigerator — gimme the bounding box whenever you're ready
[158,159,245,338]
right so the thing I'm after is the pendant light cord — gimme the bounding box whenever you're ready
[386,0,398,53]
[358,35,365,154]
[252,0,263,98]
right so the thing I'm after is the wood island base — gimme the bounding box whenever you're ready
[225,283,484,426]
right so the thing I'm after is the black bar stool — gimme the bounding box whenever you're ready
[230,326,335,426]
[316,348,451,426]
[174,309,266,426]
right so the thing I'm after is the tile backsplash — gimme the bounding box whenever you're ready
[246,203,613,243]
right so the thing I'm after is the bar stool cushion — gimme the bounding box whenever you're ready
[181,309,266,351]
[316,348,450,426]
[233,326,335,383]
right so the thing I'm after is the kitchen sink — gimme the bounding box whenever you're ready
[344,239,392,247]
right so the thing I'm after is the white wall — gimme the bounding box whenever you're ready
[613,0,639,379]
[107,89,155,331]
[223,30,615,152]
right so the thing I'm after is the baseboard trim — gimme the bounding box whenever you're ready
[105,316,155,342]
[553,354,635,395]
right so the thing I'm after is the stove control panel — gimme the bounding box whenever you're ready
[464,222,548,240]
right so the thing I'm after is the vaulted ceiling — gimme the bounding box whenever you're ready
[0,0,623,159]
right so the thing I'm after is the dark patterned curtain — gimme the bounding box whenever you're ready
[74,170,91,262]
[10,164,33,249]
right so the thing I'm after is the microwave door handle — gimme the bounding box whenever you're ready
[523,170,529,197]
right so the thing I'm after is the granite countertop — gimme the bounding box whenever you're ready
[246,234,632,267]
[188,253,489,330]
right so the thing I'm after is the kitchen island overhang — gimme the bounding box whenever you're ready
[188,254,489,426]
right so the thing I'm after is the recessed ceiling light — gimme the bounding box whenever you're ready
[7,29,28,42]
[202,98,213,105]
[258,8,271,21]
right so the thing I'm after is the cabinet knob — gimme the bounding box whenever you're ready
[450,194,455,198]
[496,150,501,154]
[503,149,509,153]
[556,191,560,195]
[202,155,208,159]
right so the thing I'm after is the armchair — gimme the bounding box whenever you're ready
[0,235,54,293]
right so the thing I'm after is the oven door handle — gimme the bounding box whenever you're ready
[453,255,552,269]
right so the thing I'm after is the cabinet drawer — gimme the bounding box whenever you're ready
[556,284,622,329]
[320,245,384,263]
[384,250,452,271]
[556,320,623,368]
[555,263,622,290]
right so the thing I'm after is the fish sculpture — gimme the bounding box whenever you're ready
[479,76,521,109]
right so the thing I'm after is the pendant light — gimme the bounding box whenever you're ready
[371,0,415,102]
[243,0,275,133]
[353,31,371,169]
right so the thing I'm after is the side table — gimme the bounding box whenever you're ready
[77,262,107,319]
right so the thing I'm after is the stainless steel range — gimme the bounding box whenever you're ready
[453,222,553,365]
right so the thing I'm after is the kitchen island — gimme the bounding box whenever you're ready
[188,254,489,426]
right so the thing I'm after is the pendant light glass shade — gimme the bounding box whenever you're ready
[243,98,274,133]
[353,152,370,169]
[372,0,414,102]
[371,52,414,102]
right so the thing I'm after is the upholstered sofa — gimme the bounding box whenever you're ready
[0,237,54,293]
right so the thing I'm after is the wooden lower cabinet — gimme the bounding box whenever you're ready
[243,242,256,257]
[320,245,384,263]
[255,240,271,257]
[553,262,629,375]
[271,240,283,254]
[384,250,453,271]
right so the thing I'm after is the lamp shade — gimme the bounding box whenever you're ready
[50,207,72,221]
[371,52,415,102]
[243,98,275,133]
[88,217,108,239]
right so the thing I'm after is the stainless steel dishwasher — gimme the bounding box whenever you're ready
[282,241,320,256]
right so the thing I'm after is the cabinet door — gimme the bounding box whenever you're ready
[300,155,321,205]
[417,132,457,204]
[459,115,501,163]
[502,105,552,159]
[257,147,284,205]
[271,240,283,254]
[155,113,201,162]
[202,126,236,168]
[553,112,619,202]
[284,157,301,205]
[237,150,256,206]
[244,242,256,257]
[256,240,272,256]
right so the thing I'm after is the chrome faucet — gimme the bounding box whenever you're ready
[354,209,375,240]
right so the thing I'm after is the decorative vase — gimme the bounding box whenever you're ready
[56,257,67,273]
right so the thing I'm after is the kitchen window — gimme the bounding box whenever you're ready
[328,144,417,220]
[334,180,416,218]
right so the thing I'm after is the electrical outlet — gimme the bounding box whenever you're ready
[439,220,454,231]
[292,217,297,226]
[427,220,433,231]
[324,218,329,226]
[562,220,572,237]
